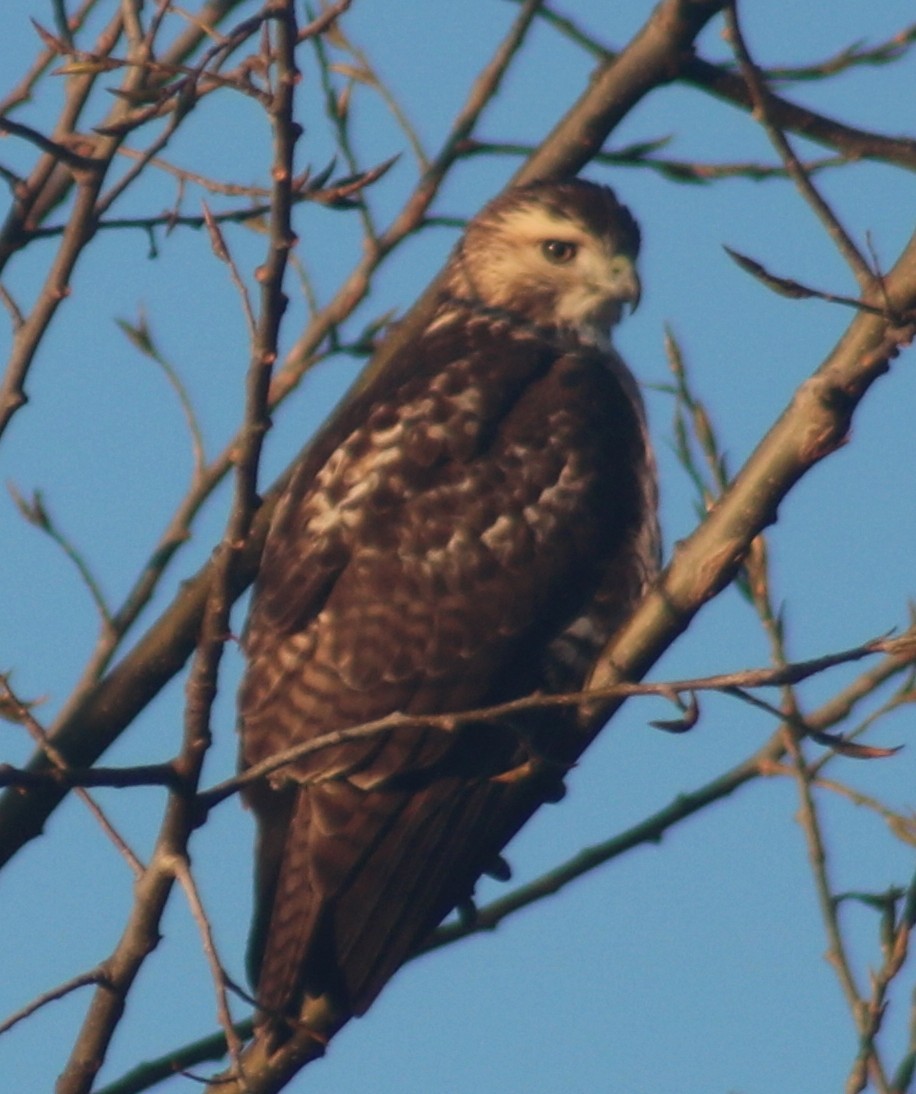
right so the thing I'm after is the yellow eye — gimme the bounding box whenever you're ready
[541,239,578,264]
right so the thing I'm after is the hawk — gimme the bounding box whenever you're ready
[238,178,659,1046]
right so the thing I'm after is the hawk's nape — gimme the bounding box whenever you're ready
[238,177,659,1048]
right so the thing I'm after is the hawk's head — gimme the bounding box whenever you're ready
[447,179,641,343]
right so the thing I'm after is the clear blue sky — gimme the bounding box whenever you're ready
[1,3,914,1092]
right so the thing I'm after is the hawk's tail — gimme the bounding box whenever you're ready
[252,790,326,1041]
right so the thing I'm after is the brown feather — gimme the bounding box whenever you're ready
[238,178,659,1044]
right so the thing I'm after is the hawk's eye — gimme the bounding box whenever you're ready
[541,239,578,264]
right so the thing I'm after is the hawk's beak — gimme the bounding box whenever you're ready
[609,254,641,313]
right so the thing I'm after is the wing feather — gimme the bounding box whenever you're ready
[240,314,655,1031]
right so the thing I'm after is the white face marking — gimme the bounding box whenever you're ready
[456,202,640,340]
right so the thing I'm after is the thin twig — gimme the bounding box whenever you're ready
[0,0,101,114]
[172,856,244,1068]
[462,137,850,184]
[0,968,106,1037]
[7,485,114,627]
[323,18,430,172]
[296,0,351,44]
[724,2,878,293]
[724,246,889,316]
[202,200,257,339]
[0,114,97,168]
[116,312,208,486]
[0,631,905,800]
[0,675,144,875]
[309,16,379,243]
[127,626,916,1083]
[766,24,916,82]
[733,437,889,1091]
[200,634,905,810]
[519,0,916,170]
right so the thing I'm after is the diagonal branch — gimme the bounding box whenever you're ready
[524,1,916,169]
[109,625,914,1091]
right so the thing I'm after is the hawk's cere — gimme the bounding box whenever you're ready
[238,178,660,1044]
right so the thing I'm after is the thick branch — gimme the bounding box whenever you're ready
[529,2,916,169]
[682,54,916,169]
[517,0,728,183]
[586,234,916,705]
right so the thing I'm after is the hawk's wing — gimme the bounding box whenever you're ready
[239,313,652,1027]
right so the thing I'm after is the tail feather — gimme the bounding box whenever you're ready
[332,758,560,1014]
[252,725,566,1035]
[253,791,324,1030]
[335,779,496,1012]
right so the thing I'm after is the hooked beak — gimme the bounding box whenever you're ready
[609,254,641,313]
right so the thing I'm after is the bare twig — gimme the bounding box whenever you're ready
[296,0,351,44]
[723,3,878,294]
[766,24,916,82]
[7,485,113,626]
[0,674,143,875]
[321,17,430,172]
[727,372,890,1090]
[0,968,106,1037]
[310,16,380,243]
[200,634,907,810]
[0,114,97,169]
[95,1019,255,1094]
[116,312,208,485]
[0,631,905,801]
[724,246,889,316]
[0,0,100,113]
[522,0,916,169]
[173,856,245,1070]
[462,136,850,184]
[202,200,257,339]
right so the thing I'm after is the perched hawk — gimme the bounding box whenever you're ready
[239,178,659,1045]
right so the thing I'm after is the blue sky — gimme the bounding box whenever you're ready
[1,3,914,1092]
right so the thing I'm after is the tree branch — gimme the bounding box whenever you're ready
[586,233,916,705]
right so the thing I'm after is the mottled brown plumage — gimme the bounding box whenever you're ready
[239,178,659,1044]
